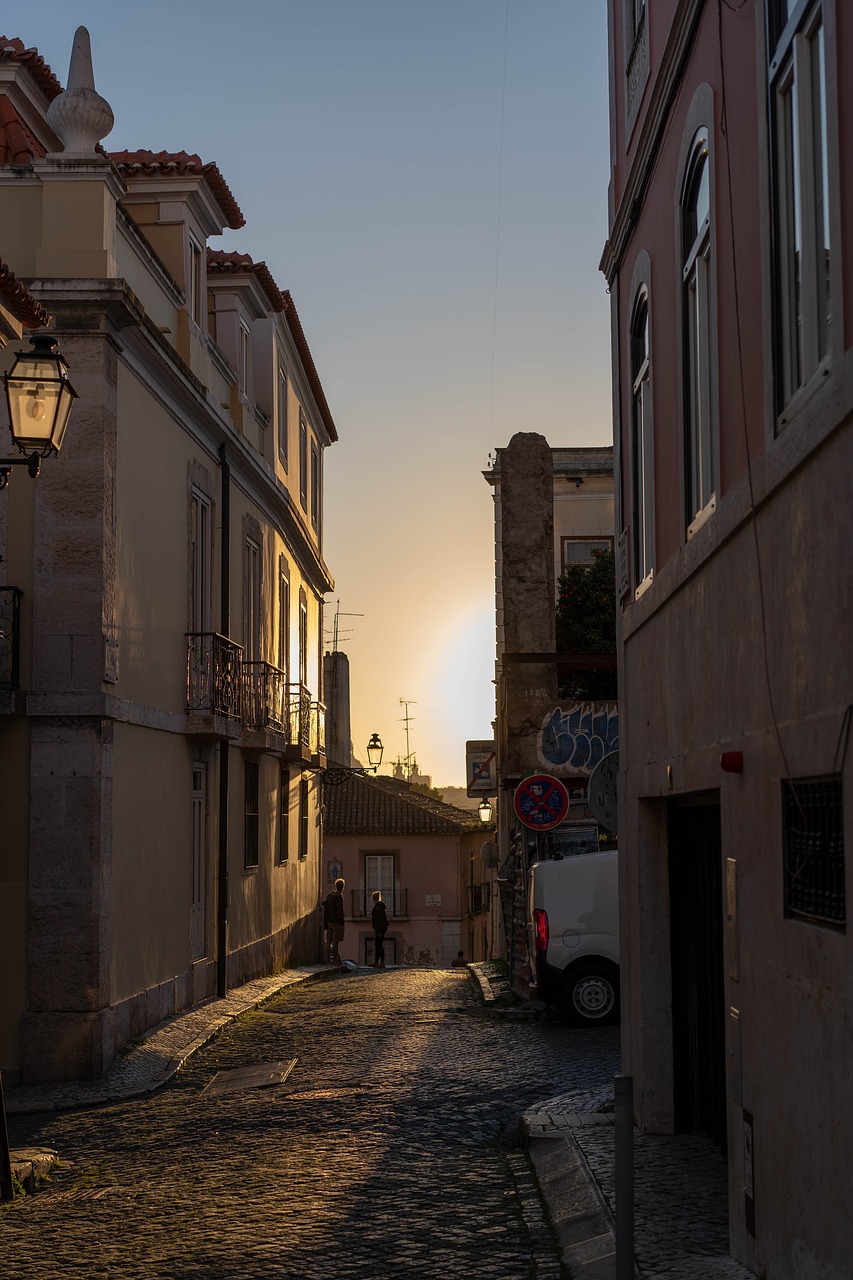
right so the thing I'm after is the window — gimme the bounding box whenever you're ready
[783,776,844,929]
[310,441,320,530]
[364,853,396,915]
[561,537,614,570]
[279,766,290,863]
[239,321,251,397]
[190,489,212,632]
[681,131,716,532]
[277,366,289,466]
[278,558,290,679]
[244,760,259,869]
[298,592,308,688]
[299,414,308,509]
[631,288,654,589]
[298,776,309,859]
[191,763,207,959]
[188,235,205,329]
[769,0,830,409]
[245,537,261,664]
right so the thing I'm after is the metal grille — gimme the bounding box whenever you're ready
[0,587,21,690]
[186,632,242,718]
[242,661,285,732]
[783,777,845,928]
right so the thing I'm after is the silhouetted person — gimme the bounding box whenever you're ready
[371,889,388,968]
[452,950,466,967]
[323,877,346,966]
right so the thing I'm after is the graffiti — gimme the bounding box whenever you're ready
[539,702,619,775]
[402,946,435,967]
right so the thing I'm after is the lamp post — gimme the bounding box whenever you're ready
[0,331,76,1200]
[317,733,384,786]
[1,334,78,488]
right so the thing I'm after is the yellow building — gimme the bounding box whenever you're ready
[0,30,336,1083]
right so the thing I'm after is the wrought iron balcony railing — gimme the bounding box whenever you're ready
[349,889,408,921]
[287,682,312,749]
[0,587,21,692]
[186,632,242,719]
[467,882,492,916]
[311,700,326,757]
[242,661,286,733]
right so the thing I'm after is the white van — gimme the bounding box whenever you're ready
[527,849,619,1025]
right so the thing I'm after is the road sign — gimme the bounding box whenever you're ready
[466,740,497,797]
[513,774,570,831]
[588,750,618,832]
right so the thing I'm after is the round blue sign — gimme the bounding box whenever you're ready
[513,774,570,831]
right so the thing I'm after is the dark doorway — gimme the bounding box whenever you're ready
[668,797,727,1151]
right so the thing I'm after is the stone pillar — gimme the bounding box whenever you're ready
[499,432,557,779]
[323,650,353,767]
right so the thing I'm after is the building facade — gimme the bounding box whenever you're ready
[603,2,851,1275]
[0,31,337,1083]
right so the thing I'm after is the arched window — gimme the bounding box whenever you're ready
[631,288,653,590]
[682,131,716,532]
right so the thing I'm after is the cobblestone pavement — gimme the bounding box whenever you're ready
[4,969,620,1280]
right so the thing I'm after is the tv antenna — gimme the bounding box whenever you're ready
[399,698,417,782]
[327,599,363,652]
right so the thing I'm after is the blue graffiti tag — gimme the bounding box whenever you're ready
[539,702,619,775]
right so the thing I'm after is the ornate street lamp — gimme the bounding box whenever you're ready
[478,798,494,824]
[1,334,77,488]
[314,732,384,786]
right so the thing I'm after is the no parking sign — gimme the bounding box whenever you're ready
[513,774,570,831]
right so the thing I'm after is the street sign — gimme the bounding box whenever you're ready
[513,774,570,831]
[466,740,497,797]
[588,750,619,832]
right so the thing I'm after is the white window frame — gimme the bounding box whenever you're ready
[188,234,205,330]
[278,557,290,679]
[310,440,320,530]
[770,0,830,410]
[190,488,212,633]
[239,321,251,397]
[245,536,261,664]
[681,131,716,534]
[299,414,308,509]
[631,288,654,592]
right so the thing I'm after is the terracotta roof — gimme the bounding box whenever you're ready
[0,93,45,163]
[0,258,50,328]
[0,38,63,101]
[108,149,245,230]
[281,290,338,443]
[324,774,480,838]
[207,249,284,312]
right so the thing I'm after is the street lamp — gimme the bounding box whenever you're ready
[1,334,78,488]
[478,798,494,824]
[313,732,384,786]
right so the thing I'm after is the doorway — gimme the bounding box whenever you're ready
[668,796,727,1151]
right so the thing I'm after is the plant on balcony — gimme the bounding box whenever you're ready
[556,546,617,700]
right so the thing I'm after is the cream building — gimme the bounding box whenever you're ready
[0,30,337,1084]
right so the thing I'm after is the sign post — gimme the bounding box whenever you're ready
[466,740,497,798]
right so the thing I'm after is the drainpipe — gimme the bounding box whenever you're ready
[216,443,231,998]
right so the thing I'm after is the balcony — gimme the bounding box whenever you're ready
[0,587,21,710]
[350,889,409,921]
[311,700,326,762]
[242,661,286,734]
[467,882,492,916]
[186,632,242,734]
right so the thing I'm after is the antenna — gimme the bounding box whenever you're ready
[329,599,363,652]
[399,698,418,783]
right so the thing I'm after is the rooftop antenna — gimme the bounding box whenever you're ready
[331,599,363,652]
[399,698,418,783]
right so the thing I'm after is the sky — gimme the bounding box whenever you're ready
[20,1,613,786]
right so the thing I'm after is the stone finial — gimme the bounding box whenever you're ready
[46,26,114,156]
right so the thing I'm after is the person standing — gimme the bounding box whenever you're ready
[323,877,346,966]
[370,889,388,968]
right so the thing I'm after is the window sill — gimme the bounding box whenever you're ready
[686,493,716,541]
[634,569,654,601]
[243,864,259,876]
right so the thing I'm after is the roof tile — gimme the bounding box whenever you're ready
[109,149,245,230]
[324,774,480,837]
[0,38,63,100]
[0,258,51,328]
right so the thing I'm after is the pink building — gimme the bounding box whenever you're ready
[604,1,852,1276]
[323,775,485,967]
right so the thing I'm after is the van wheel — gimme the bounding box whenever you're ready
[557,962,619,1025]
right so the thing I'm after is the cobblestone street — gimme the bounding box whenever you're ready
[4,969,620,1280]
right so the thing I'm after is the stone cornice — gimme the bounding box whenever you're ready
[600,0,704,284]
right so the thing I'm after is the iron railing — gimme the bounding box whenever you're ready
[287,682,312,749]
[311,700,326,757]
[467,881,492,916]
[186,632,242,718]
[0,587,21,691]
[350,889,408,921]
[242,661,286,733]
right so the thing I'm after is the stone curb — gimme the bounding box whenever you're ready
[9,1147,60,1196]
[5,965,330,1120]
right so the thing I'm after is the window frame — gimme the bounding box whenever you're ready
[279,766,290,864]
[298,776,310,860]
[189,487,212,633]
[310,440,320,531]
[278,556,290,680]
[299,414,308,509]
[188,234,205,331]
[244,759,260,870]
[277,364,289,467]
[245,536,262,664]
[238,320,251,398]
[630,285,654,594]
[768,0,832,415]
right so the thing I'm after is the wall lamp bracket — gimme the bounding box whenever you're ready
[0,452,41,489]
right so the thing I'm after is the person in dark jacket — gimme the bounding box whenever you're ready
[370,889,388,968]
[323,877,346,966]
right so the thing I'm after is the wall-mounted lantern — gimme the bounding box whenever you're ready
[1,334,77,487]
